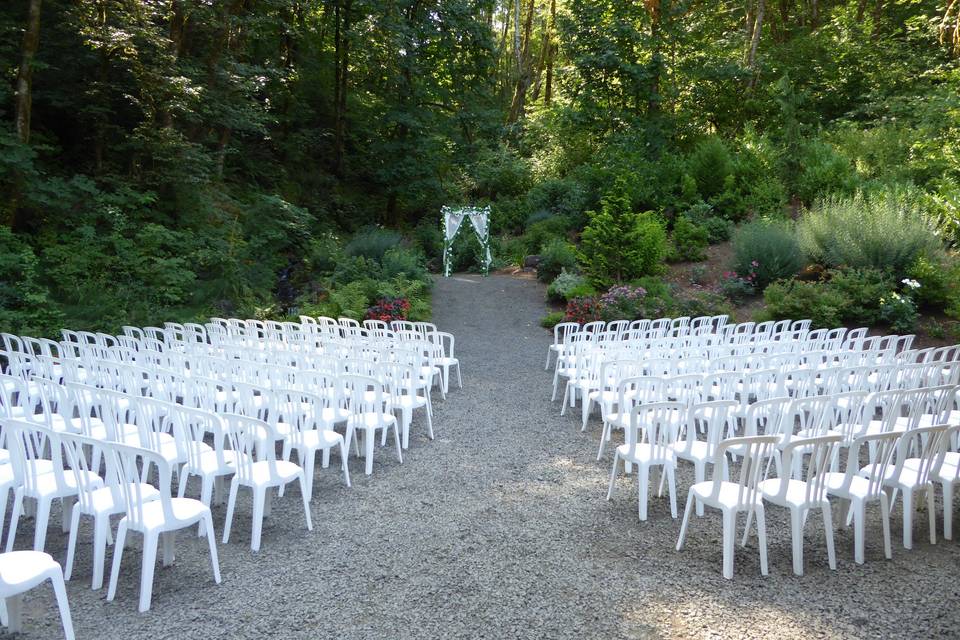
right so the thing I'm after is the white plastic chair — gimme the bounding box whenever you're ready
[754,434,840,575]
[676,435,776,579]
[822,431,897,564]
[106,440,221,611]
[606,402,682,521]
[0,550,74,639]
[342,375,402,476]
[221,414,312,551]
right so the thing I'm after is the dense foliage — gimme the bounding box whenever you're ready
[2,1,960,336]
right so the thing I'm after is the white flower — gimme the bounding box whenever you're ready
[901,278,921,289]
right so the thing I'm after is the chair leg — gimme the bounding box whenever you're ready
[138,532,158,612]
[91,515,110,590]
[676,491,695,551]
[879,493,892,559]
[106,521,128,602]
[251,488,266,552]
[4,595,21,633]
[790,507,805,576]
[606,452,620,501]
[33,497,52,552]
[393,424,403,463]
[638,465,649,521]
[202,512,221,584]
[902,487,914,550]
[61,498,73,534]
[5,492,22,552]
[722,510,736,579]
[822,504,837,571]
[339,442,352,488]
[926,486,937,545]
[545,350,552,371]
[161,531,176,567]
[694,463,705,516]
[666,465,677,519]
[298,473,313,531]
[741,508,754,547]
[222,480,239,544]
[456,363,462,389]
[597,423,609,461]
[944,481,954,540]
[364,430,375,475]
[64,506,82,582]
[49,569,76,640]
[756,506,769,576]
[853,502,866,564]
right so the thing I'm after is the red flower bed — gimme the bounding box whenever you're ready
[364,296,411,322]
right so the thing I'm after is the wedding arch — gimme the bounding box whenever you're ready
[441,205,492,277]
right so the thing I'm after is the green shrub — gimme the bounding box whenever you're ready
[381,247,431,286]
[469,144,533,199]
[763,280,846,329]
[523,215,575,254]
[669,216,709,262]
[578,183,667,288]
[332,255,382,286]
[794,140,857,204]
[906,255,958,311]
[540,311,566,329]
[0,228,64,336]
[412,219,444,261]
[798,190,941,279]
[827,268,893,325]
[538,239,579,283]
[329,280,375,321]
[879,292,918,333]
[732,220,803,289]
[494,235,528,266]
[525,176,589,219]
[345,227,403,262]
[675,289,733,319]
[687,137,734,201]
[683,203,733,244]
[546,270,591,302]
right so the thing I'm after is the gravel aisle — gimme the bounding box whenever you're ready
[5,273,959,639]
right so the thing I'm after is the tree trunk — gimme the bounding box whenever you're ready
[15,0,42,145]
[544,0,556,105]
[746,0,765,88]
[647,1,663,116]
[333,0,351,176]
[507,0,535,123]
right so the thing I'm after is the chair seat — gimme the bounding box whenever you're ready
[758,478,828,508]
[347,413,396,429]
[823,472,877,500]
[615,443,675,466]
[0,550,61,589]
[240,460,302,487]
[690,480,763,509]
[186,449,247,475]
[295,429,343,450]
[129,497,209,531]
[27,470,102,500]
[672,440,714,463]
[85,483,161,515]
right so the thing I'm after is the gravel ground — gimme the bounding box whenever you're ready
[5,273,960,639]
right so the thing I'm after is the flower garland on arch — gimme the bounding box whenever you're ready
[441,205,492,277]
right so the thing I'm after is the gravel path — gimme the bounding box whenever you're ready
[5,274,959,639]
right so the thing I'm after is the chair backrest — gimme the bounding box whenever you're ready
[890,424,952,487]
[59,431,110,514]
[105,440,176,530]
[222,413,280,485]
[709,435,777,505]
[677,400,738,454]
[4,420,69,496]
[776,434,841,502]
[627,401,684,461]
[341,374,388,417]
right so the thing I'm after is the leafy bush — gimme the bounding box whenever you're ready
[525,176,589,219]
[0,228,64,336]
[879,292,918,333]
[794,140,857,204]
[540,311,566,329]
[494,235,528,266]
[669,216,709,262]
[469,144,533,199]
[578,183,667,288]
[381,247,431,286]
[345,227,403,262]
[827,268,894,325]
[731,220,803,289]
[798,190,942,279]
[547,270,592,302]
[683,203,734,244]
[763,280,846,329]
[906,255,958,311]
[328,280,374,321]
[537,239,579,283]
[412,219,444,261]
[675,289,733,319]
[523,215,575,254]
[332,256,382,286]
[687,137,734,201]
[719,270,757,305]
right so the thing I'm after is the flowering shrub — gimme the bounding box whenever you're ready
[364,296,411,322]
[597,285,648,321]
[564,296,600,324]
[879,291,918,333]
[719,262,757,304]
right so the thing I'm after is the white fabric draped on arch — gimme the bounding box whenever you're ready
[441,205,491,277]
